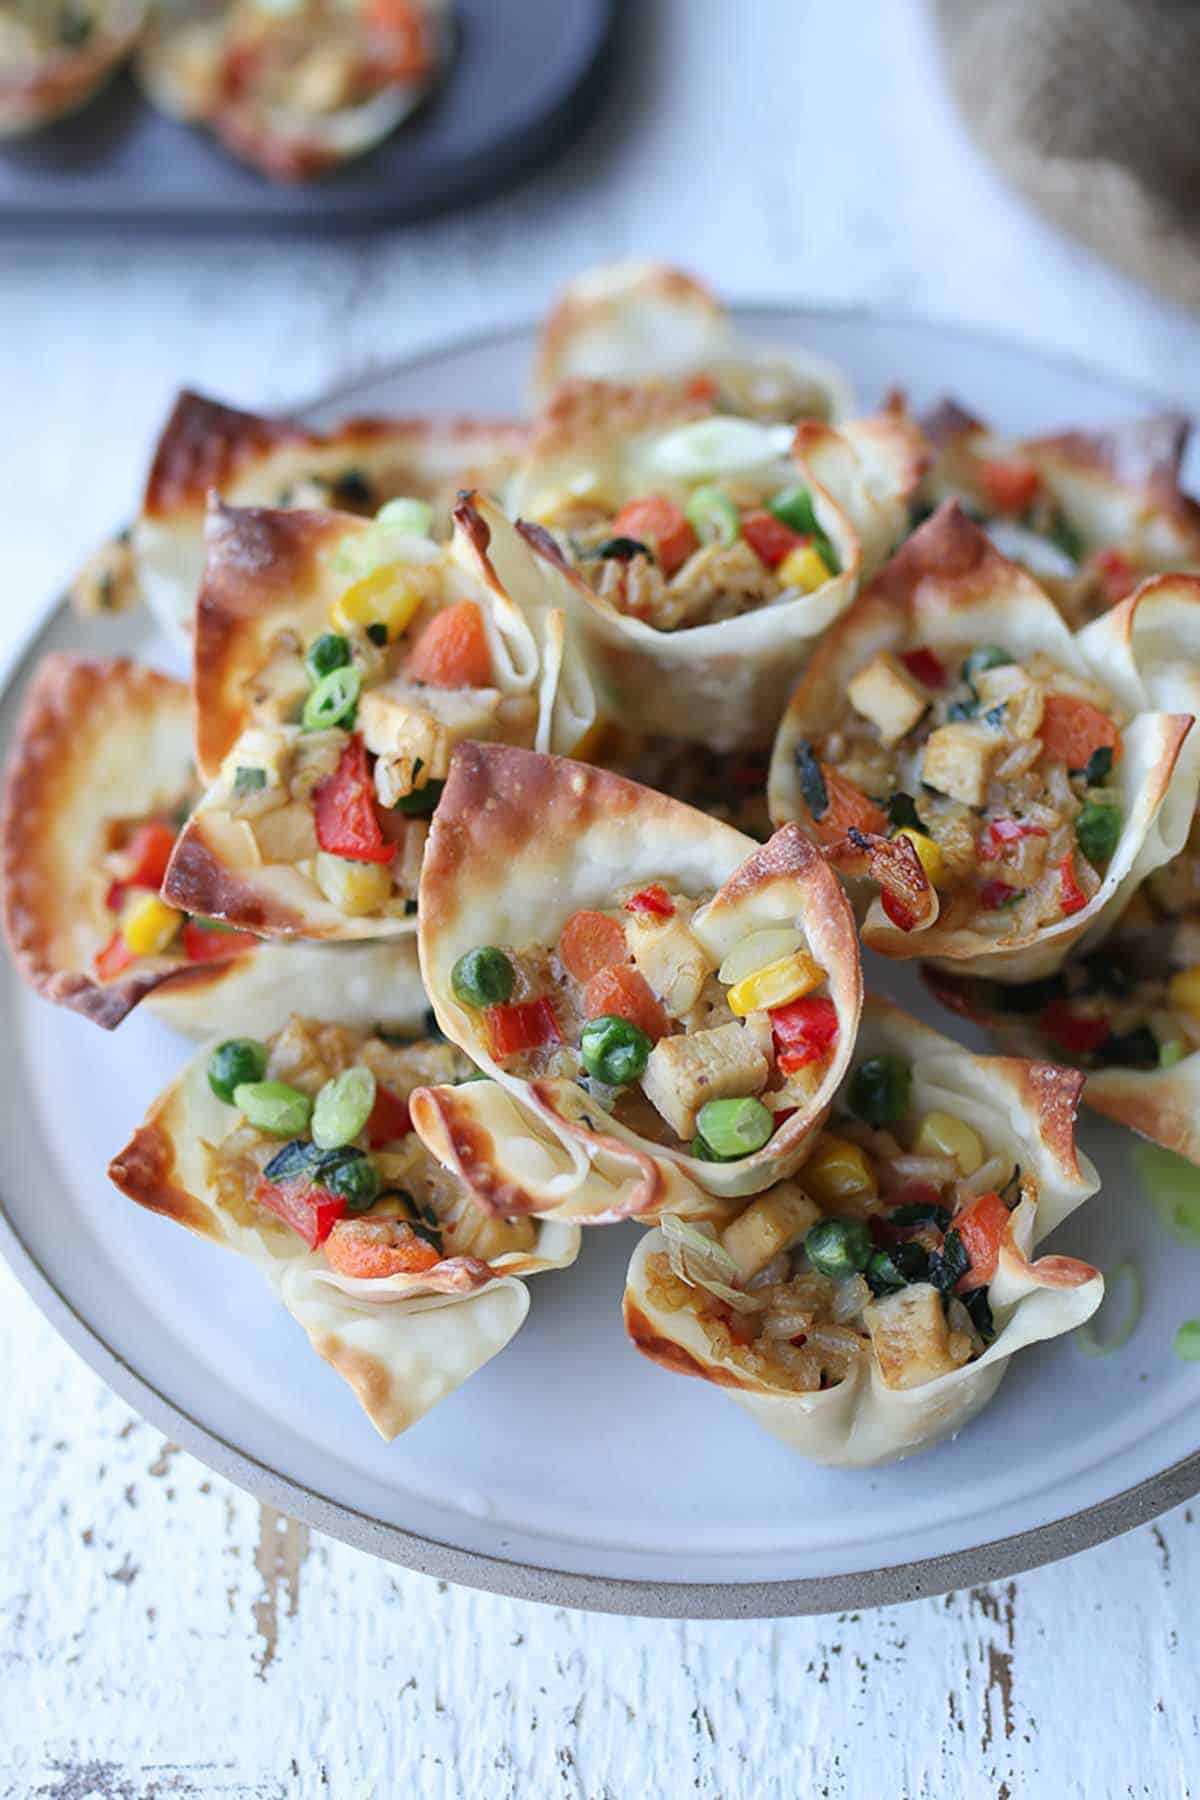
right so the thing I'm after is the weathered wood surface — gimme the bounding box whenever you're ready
[3,1,1200,1793]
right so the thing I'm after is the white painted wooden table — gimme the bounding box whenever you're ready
[3,3,1200,1793]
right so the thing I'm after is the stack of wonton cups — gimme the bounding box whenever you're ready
[7,261,1200,1462]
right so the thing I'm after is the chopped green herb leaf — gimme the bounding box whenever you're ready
[793,740,829,819]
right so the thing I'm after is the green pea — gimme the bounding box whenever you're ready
[847,1055,912,1125]
[804,1218,874,1280]
[312,1066,377,1150]
[207,1038,268,1104]
[303,665,361,731]
[580,1015,652,1086]
[961,645,1012,687]
[306,632,352,684]
[685,485,741,547]
[325,1153,381,1214]
[451,946,515,1008]
[1076,801,1122,867]
[234,1080,313,1137]
[694,1096,775,1160]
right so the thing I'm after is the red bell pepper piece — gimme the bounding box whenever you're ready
[979,458,1041,515]
[1040,999,1110,1054]
[979,879,1019,911]
[486,997,562,1061]
[771,995,839,1074]
[953,1189,1010,1291]
[881,889,920,932]
[980,816,1048,859]
[741,510,804,569]
[900,647,946,688]
[1058,853,1088,916]
[1090,547,1136,608]
[182,920,260,963]
[625,883,675,920]
[313,735,395,865]
[107,819,178,910]
[94,928,135,981]
[366,1084,413,1149]
[254,1175,345,1250]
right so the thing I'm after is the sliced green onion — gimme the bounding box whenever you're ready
[451,946,514,1008]
[804,1218,873,1280]
[1173,1319,1200,1361]
[1075,1260,1142,1357]
[580,1015,652,1086]
[207,1037,268,1104]
[1076,801,1122,866]
[312,1066,377,1149]
[392,779,445,816]
[768,484,840,572]
[374,497,434,537]
[305,632,352,684]
[694,1096,774,1160]
[1132,1141,1200,1247]
[234,1080,313,1137]
[303,665,361,731]
[847,1055,911,1126]
[685,485,740,547]
[793,740,828,819]
[649,417,793,481]
[1047,509,1084,563]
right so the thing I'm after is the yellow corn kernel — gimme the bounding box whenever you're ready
[913,1110,984,1176]
[330,566,423,640]
[893,826,944,885]
[726,950,825,1017]
[313,851,394,917]
[801,1135,876,1206]
[777,544,832,594]
[1167,966,1200,1022]
[122,894,183,957]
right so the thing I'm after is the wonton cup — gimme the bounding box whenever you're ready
[108,1014,579,1440]
[0,0,146,135]
[76,387,526,637]
[411,743,863,1221]
[508,379,927,749]
[0,653,452,1035]
[532,260,856,423]
[165,492,596,941]
[769,505,1200,983]
[623,997,1102,1468]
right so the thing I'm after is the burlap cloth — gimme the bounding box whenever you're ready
[933,0,1200,309]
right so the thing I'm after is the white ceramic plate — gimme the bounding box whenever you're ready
[3,308,1199,1619]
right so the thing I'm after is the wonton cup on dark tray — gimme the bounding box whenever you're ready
[410,743,863,1222]
[922,400,1200,626]
[164,492,596,941]
[0,0,146,136]
[109,1011,579,1440]
[506,376,927,749]
[769,503,1200,984]
[71,388,528,640]
[0,654,451,1035]
[623,997,1101,1468]
[532,259,856,424]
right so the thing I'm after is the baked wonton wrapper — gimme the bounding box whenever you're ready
[164,492,596,940]
[769,505,1200,982]
[623,997,1102,1468]
[0,653,450,1035]
[532,260,856,423]
[508,380,927,749]
[73,388,527,639]
[0,0,145,135]
[410,742,863,1221]
[108,1016,580,1439]
[923,401,1200,613]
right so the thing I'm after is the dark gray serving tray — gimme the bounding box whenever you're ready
[0,0,618,229]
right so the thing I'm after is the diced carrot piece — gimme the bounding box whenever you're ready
[953,1190,1010,1290]
[405,600,492,689]
[323,1218,442,1279]
[1039,694,1121,771]
[808,765,887,846]
[611,498,698,577]
[559,910,628,982]
[979,458,1041,514]
[582,964,669,1041]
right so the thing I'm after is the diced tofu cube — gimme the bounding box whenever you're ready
[864,1283,959,1390]
[975,665,1044,740]
[921,722,999,807]
[249,642,310,728]
[313,851,393,916]
[359,681,538,794]
[640,1021,769,1140]
[719,1183,821,1279]
[627,913,714,1018]
[251,801,319,864]
[847,652,929,746]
